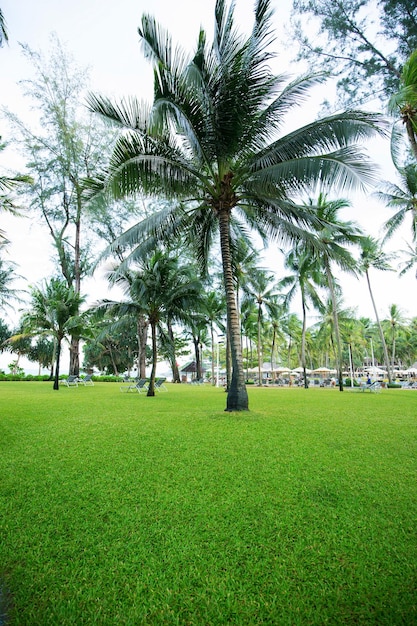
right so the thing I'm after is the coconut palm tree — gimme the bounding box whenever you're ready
[87,0,384,410]
[106,251,201,395]
[280,245,326,388]
[243,267,279,385]
[307,193,362,391]
[384,303,408,371]
[201,290,226,385]
[20,279,86,390]
[358,235,395,382]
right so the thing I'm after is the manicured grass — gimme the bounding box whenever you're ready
[0,382,416,625]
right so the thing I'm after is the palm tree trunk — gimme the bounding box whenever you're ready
[137,315,148,379]
[147,321,157,396]
[109,346,118,376]
[211,322,215,386]
[218,210,248,410]
[257,304,262,386]
[53,339,61,390]
[365,270,392,383]
[193,335,202,381]
[301,292,308,389]
[167,319,180,383]
[226,324,232,391]
[69,338,80,376]
[270,325,277,381]
[325,261,344,392]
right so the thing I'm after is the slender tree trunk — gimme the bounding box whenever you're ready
[137,315,148,379]
[109,347,118,376]
[69,339,80,376]
[147,321,157,397]
[301,292,308,389]
[287,335,292,368]
[53,339,62,390]
[365,270,392,383]
[167,319,180,383]
[325,262,344,391]
[218,210,248,410]
[257,304,262,386]
[193,335,202,381]
[211,322,215,386]
[271,327,276,380]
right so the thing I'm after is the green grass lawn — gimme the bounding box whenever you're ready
[0,382,416,625]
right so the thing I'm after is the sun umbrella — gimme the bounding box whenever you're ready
[292,367,312,374]
[312,367,332,374]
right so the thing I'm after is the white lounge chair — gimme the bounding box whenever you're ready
[120,378,149,393]
[79,374,94,386]
[65,375,79,387]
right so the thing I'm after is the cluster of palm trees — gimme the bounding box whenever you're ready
[1,0,417,409]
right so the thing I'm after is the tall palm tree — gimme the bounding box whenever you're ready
[281,313,302,370]
[308,194,361,391]
[358,236,395,382]
[21,279,86,390]
[312,295,353,373]
[201,290,226,385]
[280,246,326,388]
[88,0,384,410]
[265,296,285,377]
[240,298,258,376]
[384,303,408,370]
[243,267,278,385]
[107,251,201,395]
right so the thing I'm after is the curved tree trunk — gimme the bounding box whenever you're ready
[218,209,248,410]
[301,291,308,389]
[325,261,344,392]
[365,270,392,383]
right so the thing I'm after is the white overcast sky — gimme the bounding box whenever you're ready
[0,0,415,347]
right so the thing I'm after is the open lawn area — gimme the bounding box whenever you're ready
[0,382,416,625]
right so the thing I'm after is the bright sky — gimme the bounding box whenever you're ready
[0,0,416,373]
